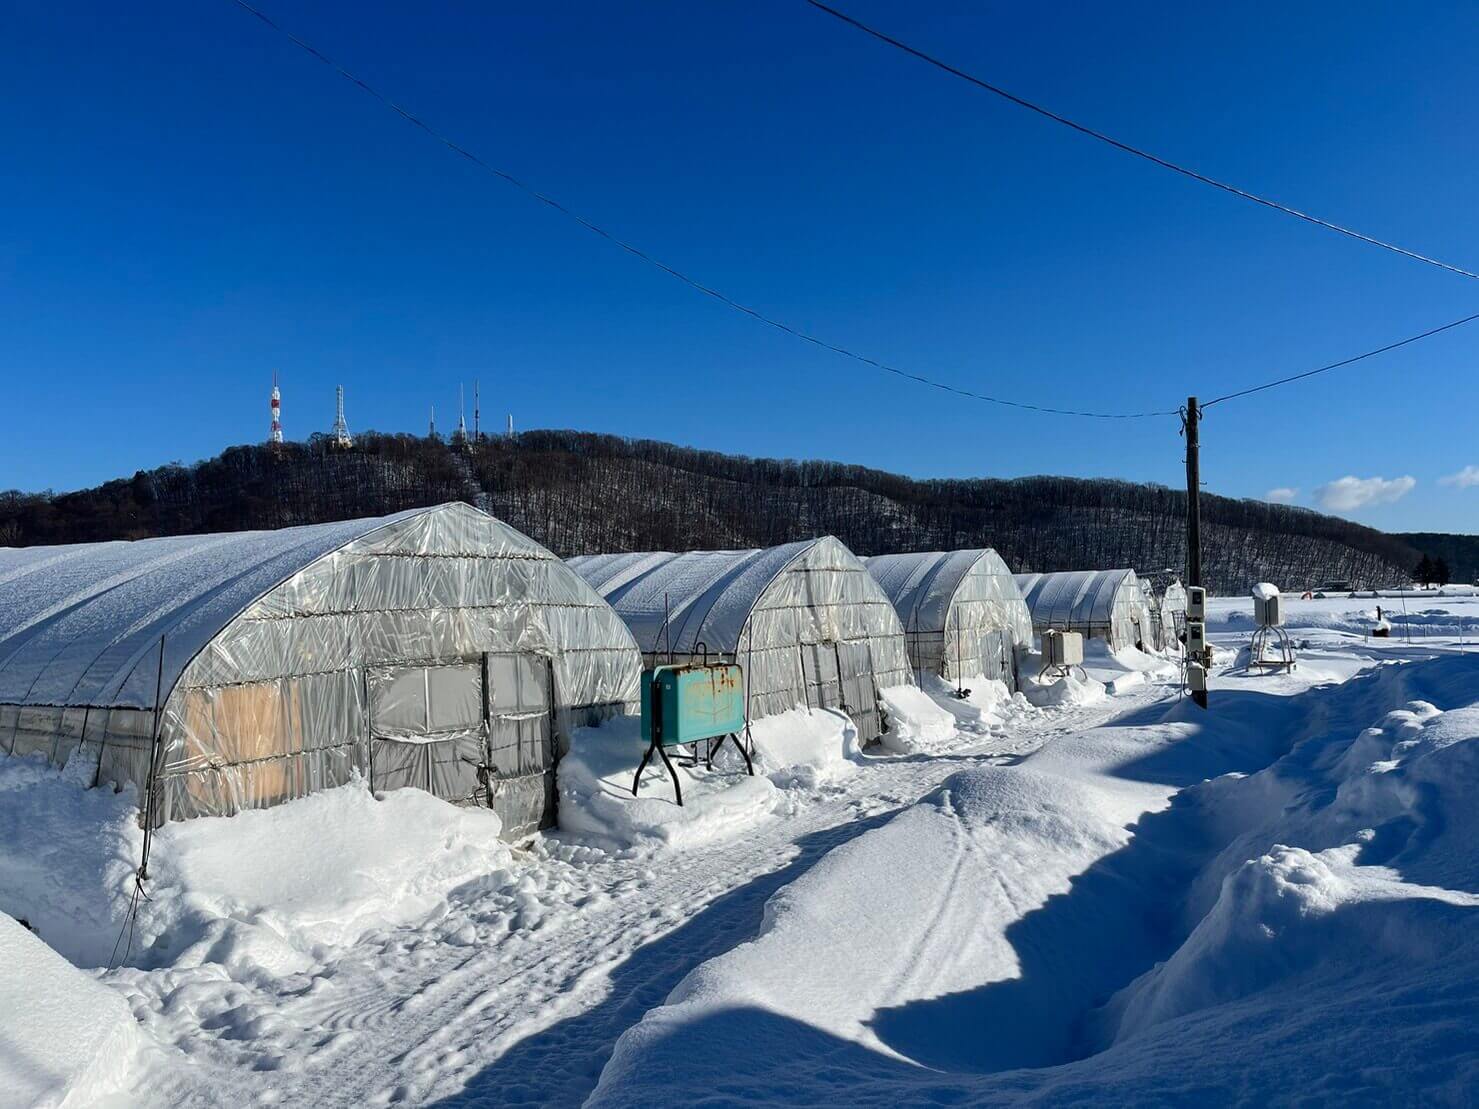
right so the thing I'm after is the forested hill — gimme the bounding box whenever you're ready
[1395,532,1479,586]
[0,429,1429,593]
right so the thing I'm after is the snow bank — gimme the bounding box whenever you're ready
[590,764,1127,1106]
[558,716,780,851]
[1087,639,1176,680]
[141,780,513,973]
[591,650,1479,1106]
[0,754,514,972]
[0,912,145,1108]
[873,684,956,754]
[1091,655,1479,1078]
[1107,843,1479,1043]
[747,707,860,788]
[1021,669,1107,708]
[0,753,141,967]
[917,673,1016,733]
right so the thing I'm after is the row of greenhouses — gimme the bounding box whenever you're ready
[0,503,1187,839]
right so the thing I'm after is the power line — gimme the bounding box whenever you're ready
[1202,307,1479,407]
[227,0,1174,420]
[804,0,1479,283]
[227,2,1477,422]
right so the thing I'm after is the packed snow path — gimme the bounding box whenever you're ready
[128,689,1145,1109]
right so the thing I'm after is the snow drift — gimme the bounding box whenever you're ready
[558,716,780,852]
[0,755,514,971]
[873,684,956,754]
[0,912,145,1108]
[590,652,1479,1105]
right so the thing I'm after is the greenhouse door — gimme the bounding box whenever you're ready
[835,641,884,746]
[481,653,556,840]
[976,630,1015,690]
[368,661,486,804]
[799,642,843,711]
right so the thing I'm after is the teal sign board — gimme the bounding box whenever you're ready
[641,664,745,746]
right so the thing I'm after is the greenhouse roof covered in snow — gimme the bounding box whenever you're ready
[1013,568,1151,651]
[568,540,821,656]
[0,508,431,710]
[0,503,641,832]
[569,538,911,744]
[865,549,1033,687]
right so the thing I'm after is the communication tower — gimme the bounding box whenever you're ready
[331,385,353,448]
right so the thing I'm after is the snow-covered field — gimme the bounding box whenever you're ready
[3,592,1478,1106]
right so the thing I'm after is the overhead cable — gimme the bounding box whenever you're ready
[228,0,1175,419]
[804,0,1479,283]
[1202,308,1479,407]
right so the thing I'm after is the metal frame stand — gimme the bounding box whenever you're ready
[631,731,754,806]
[1247,625,1296,673]
[1038,661,1087,683]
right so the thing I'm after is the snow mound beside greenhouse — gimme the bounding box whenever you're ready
[874,685,957,754]
[0,754,513,972]
[0,912,145,1109]
[559,716,781,851]
[748,707,861,789]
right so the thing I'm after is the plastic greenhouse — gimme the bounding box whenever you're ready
[1159,580,1188,649]
[1012,568,1153,653]
[864,550,1033,691]
[569,537,912,746]
[0,503,640,839]
[1138,580,1165,651]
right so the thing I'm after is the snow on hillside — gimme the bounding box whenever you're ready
[2,596,1477,1105]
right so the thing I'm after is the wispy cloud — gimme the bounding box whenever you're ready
[1315,475,1416,513]
[1264,487,1299,504]
[1439,465,1479,489]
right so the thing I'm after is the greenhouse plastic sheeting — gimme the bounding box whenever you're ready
[1013,568,1149,652]
[1159,581,1188,647]
[866,550,1033,688]
[570,537,911,742]
[0,503,641,830]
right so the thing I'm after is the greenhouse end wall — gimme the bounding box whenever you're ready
[866,550,1034,690]
[151,506,640,827]
[0,504,641,837]
[572,538,913,742]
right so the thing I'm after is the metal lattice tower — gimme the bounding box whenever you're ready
[269,372,283,444]
[453,384,468,446]
[473,380,481,441]
[331,385,353,448]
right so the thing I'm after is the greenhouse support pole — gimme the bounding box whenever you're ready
[139,633,166,880]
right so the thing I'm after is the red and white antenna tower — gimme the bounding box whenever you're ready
[269,372,283,444]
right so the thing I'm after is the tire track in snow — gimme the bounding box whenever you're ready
[149,686,1168,1108]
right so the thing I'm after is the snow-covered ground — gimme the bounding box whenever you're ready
[3,595,1477,1106]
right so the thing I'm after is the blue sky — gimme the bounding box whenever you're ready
[3,1,1478,533]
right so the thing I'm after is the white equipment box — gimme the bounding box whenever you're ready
[1186,621,1207,655]
[1186,660,1207,693]
[1251,583,1282,627]
[1187,586,1207,621]
[1042,629,1084,667]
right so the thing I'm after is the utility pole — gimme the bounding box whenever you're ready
[1185,396,1201,590]
[1184,395,1208,708]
